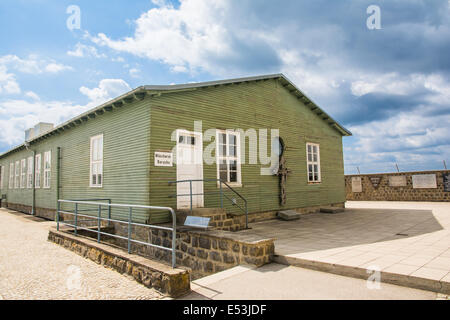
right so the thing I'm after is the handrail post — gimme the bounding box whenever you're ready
[108,199,111,227]
[170,208,176,268]
[97,204,101,243]
[128,207,132,254]
[74,203,78,235]
[245,201,248,229]
[219,180,223,208]
[56,200,60,231]
[189,180,193,215]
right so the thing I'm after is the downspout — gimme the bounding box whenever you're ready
[32,149,36,216]
[25,141,36,216]
[56,147,61,213]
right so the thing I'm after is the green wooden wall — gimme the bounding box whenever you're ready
[148,78,345,220]
[0,98,157,223]
[0,78,346,225]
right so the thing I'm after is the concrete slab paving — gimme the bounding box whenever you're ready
[239,201,450,294]
[181,263,440,300]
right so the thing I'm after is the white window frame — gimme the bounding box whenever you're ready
[14,160,20,189]
[216,130,242,186]
[35,154,41,188]
[27,156,33,188]
[9,163,14,189]
[20,159,26,188]
[306,142,321,183]
[43,151,51,189]
[90,134,103,188]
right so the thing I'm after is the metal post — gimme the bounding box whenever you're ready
[74,203,78,236]
[171,208,176,268]
[219,180,223,208]
[108,199,111,220]
[189,180,193,215]
[128,207,132,254]
[97,204,101,243]
[56,201,60,231]
[245,202,248,229]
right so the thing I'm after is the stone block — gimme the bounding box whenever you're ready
[277,210,301,221]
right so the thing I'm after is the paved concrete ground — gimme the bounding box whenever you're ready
[0,208,163,300]
[240,201,450,290]
[182,264,442,300]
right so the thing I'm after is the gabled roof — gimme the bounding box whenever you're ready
[0,73,351,158]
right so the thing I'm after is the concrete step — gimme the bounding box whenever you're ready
[320,207,345,214]
[277,210,301,221]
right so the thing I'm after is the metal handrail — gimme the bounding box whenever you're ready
[168,178,249,229]
[57,199,177,268]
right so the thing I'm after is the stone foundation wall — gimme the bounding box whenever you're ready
[346,170,450,202]
[5,202,57,220]
[112,222,275,279]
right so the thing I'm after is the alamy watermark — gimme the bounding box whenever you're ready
[66,5,81,31]
[367,5,381,30]
[66,265,82,290]
[169,121,282,176]
[366,265,381,290]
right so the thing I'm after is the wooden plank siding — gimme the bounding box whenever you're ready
[0,98,157,223]
[0,77,346,225]
[148,78,345,221]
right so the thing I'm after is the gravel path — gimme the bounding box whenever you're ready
[0,208,163,300]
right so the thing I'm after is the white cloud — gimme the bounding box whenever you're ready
[79,79,131,106]
[129,68,140,77]
[25,91,40,101]
[0,79,130,147]
[0,54,73,74]
[0,65,20,94]
[91,0,246,74]
[44,63,73,73]
[67,43,107,58]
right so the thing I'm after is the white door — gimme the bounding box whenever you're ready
[176,130,204,209]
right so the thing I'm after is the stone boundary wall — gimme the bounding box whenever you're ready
[112,222,275,279]
[345,170,450,202]
[48,228,190,297]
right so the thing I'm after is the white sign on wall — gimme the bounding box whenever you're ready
[352,177,362,193]
[154,152,173,167]
[412,174,437,189]
[389,176,407,187]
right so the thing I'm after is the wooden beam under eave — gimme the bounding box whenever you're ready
[81,116,89,122]
[75,119,82,125]
[123,96,135,104]
[134,92,146,100]
[113,101,124,108]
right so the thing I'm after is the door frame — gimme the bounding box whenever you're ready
[175,129,204,209]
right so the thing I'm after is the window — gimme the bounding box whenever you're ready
[43,151,51,188]
[27,156,33,188]
[90,134,103,187]
[35,154,41,188]
[216,130,241,185]
[14,161,20,188]
[9,163,14,189]
[20,159,26,188]
[306,143,321,183]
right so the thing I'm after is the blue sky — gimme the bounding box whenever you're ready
[0,0,449,174]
